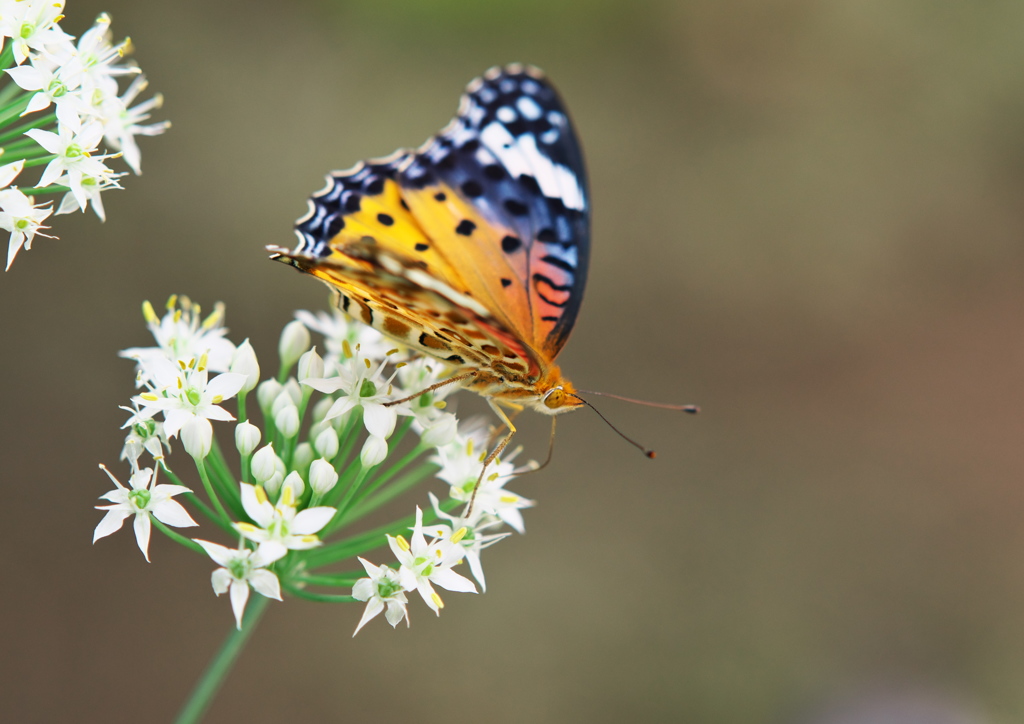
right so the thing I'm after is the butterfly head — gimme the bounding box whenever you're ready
[538,380,585,416]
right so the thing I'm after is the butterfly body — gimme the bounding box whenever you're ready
[270,64,589,419]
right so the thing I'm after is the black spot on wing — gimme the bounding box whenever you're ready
[455,219,476,236]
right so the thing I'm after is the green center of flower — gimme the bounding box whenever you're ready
[377,578,402,598]
[359,379,377,398]
[15,219,28,230]
[82,177,97,188]
[65,143,84,159]
[19,23,33,39]
[227,559,248,580]
[185,388,202,406]
[129,489,151,509]
[133,419,157,438]
[47,79,67,97]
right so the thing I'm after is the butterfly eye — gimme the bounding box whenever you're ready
[543,387,566,410]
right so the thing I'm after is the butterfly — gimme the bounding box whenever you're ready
[268,64,591,466]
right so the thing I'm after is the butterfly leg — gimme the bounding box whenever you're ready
[383,370,476,407]
[466,399,519,518]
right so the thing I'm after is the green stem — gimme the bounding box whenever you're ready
[342,462,437,526]
[291,572,361,587]
[0,95,30,127]
[0,45,15,79]
[351,440,424,507]
[22,154,55,168]
[153,519,205,554]
[0,111,55,144]
[282,583,356,603]
[173,594,270,724]
[21,183,68,195]
[195,458,231,524]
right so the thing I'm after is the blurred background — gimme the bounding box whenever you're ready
[1,0,1023,722]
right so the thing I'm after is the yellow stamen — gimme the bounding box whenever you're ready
[395,535,410,552]
[236,522,257,533]
[451,527,468,543]
[212,395,223,404]
[431,593,445,609]
[141,300,158,325]
[434,401,446,409]
[395,362,407,369]
[198,352,208,371]
[255,485,269,505]
[499,495,518,504]
[166,294,177,311]
[364,358,371,369]
[386,348,399,356]
[342,340,353,359]
[177,359,186,370]
[280,486,295,507]
[140,393,158,401]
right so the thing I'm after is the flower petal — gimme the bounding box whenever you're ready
[229,579,250,630]
[132,512,152,562]
[151,498,198,528]
[353,598,385,636]
[92,508,130,542]
[248,569,282,601]
[291,506,336,535]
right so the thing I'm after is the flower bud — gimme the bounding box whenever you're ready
[256,379,283,414]
[275,404,300,439]
[283,378,303,405]
[271,390,294,416]
[251,444,281,484]
[235,420,261,457]
[282,470,305,499]
[279,320,311,370]
[309,458,339,495]
[292,441,315,476]
[181,417,212,459]
[297,346,324,382]
[420,412,457,448]
[314,426,339,460]
[229,339,260,393]
[311,396,334,424]
[360,434,388,468]
[263,470,284,499]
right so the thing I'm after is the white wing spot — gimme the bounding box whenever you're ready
[516,96,542,120]
[496,106,517,124]
[480,122,585,211]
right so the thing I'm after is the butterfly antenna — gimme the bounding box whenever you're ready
[568,393,658,459]
[576,389,700,414]
[384,371,476,407]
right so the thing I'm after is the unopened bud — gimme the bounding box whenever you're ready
[297,347,324,382]
[309,458,339,495]
[230,339,260,393]
[234,420,261,456]
[314,426,339,459]
[279,320,311,370]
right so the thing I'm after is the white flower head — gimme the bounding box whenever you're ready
[194,539,282,630]
[6,54,87,131]
[0,186,53,271]
[93,74,168,175]
[132,353,246,440]
[427,492,510,592]
[93,464,196,561]
[388,507,476,614]
[302,346,402,442]
[25,122,115,209]
[120,295,236,377]
[0,0,70,65]
[351,558,409,636]
[234,483,335,564]
[119,403,167,464]
[54,163,124,221]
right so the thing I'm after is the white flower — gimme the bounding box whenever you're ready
[0,0,70,65]
[234,484,335,563]
[351,558,409,636]
[93,464,196,561]
[234,420,261,457]
[396,357,458,429]
[308,458,338,496]
[312,426,339,460]
[250,443,284,485]
[194,539,282,630]
[94,74,168,175]
[295,308,390,362]
[427,492,509,591]
[279,319,310,369]
[388,507,476,614]
[133,354,246,439]
[432,429,534,533]
[0,186,53,271]
[120,296,236,375]
[54,164,124,221]
[303,349,401,444]
[119,404,167,464]
[180,416,212,459]
[229,339,260,393]
[25,122,115,209]
[6,54,87,131]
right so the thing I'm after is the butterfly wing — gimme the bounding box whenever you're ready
[397,64,589,360]
[271,64,589,375]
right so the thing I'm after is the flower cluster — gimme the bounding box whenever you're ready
[0,3,168,270]
[96,296,534,632]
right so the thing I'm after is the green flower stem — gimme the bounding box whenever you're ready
[331,415,360,468]
[195,458,232,524]
[21,184,68,195]
[282,583,356,603]
[0,93,28,126]
[159,463,232,533]
[236,392,248,429]
[21,154,55,169]
[341,462,438,526]
[153,519,206,554]
[2,134,48,153]
[305,500,460,568]
[208,438,243,514]
[173,594,270,724]
[0,45,15,77]
[351,441,425,507]
[328,465,373,530]
[0,111,55,144]
[291,572,361,587]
